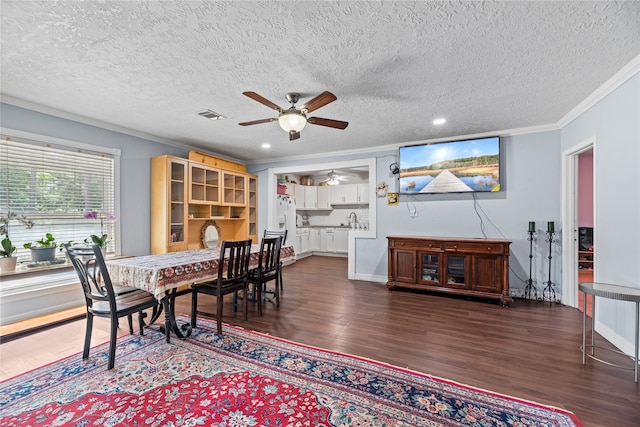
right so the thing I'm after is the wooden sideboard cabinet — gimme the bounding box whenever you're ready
[387,236,512,305]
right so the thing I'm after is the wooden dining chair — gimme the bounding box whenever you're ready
[190,239,253,335]
[65,244,159,370]
[263,229,287,294]
[248,236,282,315]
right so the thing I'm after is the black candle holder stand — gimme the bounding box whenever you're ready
[524,230,539,300]
[542,231,556,303]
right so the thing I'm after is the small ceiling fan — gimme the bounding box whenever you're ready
[321,170,348,186]
[239,91,349,141]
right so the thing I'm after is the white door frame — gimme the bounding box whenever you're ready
[561,136,595,307]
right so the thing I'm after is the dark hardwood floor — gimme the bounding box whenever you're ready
[2,256,638,426]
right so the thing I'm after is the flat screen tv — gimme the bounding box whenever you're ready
[399,136,500,194]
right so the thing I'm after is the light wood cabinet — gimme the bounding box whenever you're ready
[387,236,512,305]
[222,171,246,206]
[189,162,220,204]
[151,155,257,253]
[248,175,257,243]
[151,156,188,253]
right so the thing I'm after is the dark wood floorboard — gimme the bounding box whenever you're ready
[2,256,638,426]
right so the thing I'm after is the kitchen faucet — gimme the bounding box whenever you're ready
[349,211,357,225]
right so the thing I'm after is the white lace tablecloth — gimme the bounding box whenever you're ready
[106,245,295,300]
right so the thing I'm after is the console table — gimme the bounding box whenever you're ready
[579,282,640,382]
[387,236,512,305]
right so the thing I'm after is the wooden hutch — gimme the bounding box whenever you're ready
[387,236,512,305]
[151,151,257,254]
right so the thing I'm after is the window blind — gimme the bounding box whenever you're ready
[1,134,116,262]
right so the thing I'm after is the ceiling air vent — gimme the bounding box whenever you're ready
[197,110,226,120]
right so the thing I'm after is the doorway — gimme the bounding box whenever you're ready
[266,158,377,280]
[561,137,595,311]
[576,149,594,316]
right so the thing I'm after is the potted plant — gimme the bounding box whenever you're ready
[24,233,58,263]
[0,211,35,273]
[0,237,18,273]
[84,211,116,255]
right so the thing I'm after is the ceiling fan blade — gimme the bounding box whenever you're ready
[242,92,284,112]
[299,91,337,113]
[238,118,277,126]
[289,131,300,141]
[307,117,349,130]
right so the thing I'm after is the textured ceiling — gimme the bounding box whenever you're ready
[1,1,639,163]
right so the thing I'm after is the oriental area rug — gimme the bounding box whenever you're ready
[0,316,582,427]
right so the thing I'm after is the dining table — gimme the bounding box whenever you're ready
[106,244,296,342]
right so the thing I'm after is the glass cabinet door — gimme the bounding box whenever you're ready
[222,171,246,205]
[169,160,186,244]
[420,253,440,284]
[446,255,468,289]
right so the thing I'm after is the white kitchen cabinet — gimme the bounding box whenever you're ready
[296,185,306,208]
[325,228,336,252]
[310,228,321,251]
[324,228,348,253]
[357,183,369,204]
[335,229,348,253]
[330,184,358,204]
[317,186,331,209]
[300,228,310,253]
[294,232,301,256]
[303,186,317,209]
[284,182,297,198]
[320,228,328,252]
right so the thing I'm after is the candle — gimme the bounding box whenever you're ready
[528,221,535,232]
[547,221,554,233]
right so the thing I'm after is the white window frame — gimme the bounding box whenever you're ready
[0,127,121,293]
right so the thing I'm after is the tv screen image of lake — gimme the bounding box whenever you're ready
[399,137,500,194]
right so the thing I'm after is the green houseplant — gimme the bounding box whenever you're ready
[24,233,58,263]
[0,237,18,273]
[0,211,35,273]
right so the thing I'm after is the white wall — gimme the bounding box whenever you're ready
[560,73,640,355]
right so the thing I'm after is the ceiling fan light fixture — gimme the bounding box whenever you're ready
[326,170,339,185]
[278,108,307,133]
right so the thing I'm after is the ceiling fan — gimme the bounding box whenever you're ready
[321,170,349,186]
[239,91,349,141]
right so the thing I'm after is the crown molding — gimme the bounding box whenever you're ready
[557,53,640,128]
[0,95,243,163]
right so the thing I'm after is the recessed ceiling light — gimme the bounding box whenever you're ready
[261,143,271,149]
[433,118,446,125]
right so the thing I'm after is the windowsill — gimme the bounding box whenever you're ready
[0,253,128,279]
[0,254,127,294]
[0,257,74,278]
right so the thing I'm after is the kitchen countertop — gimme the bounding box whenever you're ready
[300,224,359,229]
